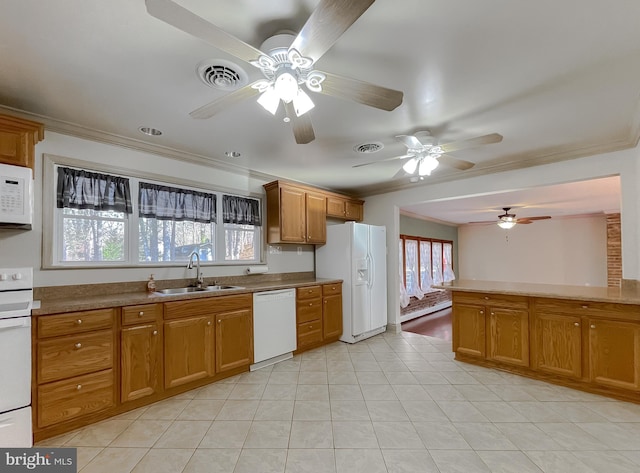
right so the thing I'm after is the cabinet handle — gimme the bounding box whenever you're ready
[484,296,489,300]
[574,322,580,327]
[324,300,327,304]
[491,312,495,316]
[581,305,589,309]
[207,321,212,326]
[590,324,596,329]
[218,319,221,324]
[309,302,313,306]
[332,286,336,290]
[152,330,158,335]
[74,342,82,349]
[76,384,82,390]
[480,310,484,314]
[309,325,313,329]
[75,319,83,325]
[138,311,144,316]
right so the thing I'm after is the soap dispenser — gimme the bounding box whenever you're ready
[147,274,156,293]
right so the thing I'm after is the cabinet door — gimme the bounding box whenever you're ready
[588,318,640,391]
[323,293,343,339]
[121,323,162,402]
[453,304,486,358]
[164,315,214,389]
[532,313,582,379]
[280,186,306,242]
[215,309,253,373]
[326,196,346,218]
[344,201,363,221]
[487,308,529,367]
[306,192,326,244]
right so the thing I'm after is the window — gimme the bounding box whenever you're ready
[51,162,262,267]
[400,235,454,295]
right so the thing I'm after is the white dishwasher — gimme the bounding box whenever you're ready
[251,288,297,370]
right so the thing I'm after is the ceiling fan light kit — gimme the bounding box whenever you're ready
[145,0,403,144]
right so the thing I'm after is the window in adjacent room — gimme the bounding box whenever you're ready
[399,234,454,294]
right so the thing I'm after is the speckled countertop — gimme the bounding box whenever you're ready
[33,274,342,316]
[436,279,640,305]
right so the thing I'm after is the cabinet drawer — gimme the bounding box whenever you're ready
[38,330,114,383]
[453,292,528,310]
[164,294,251,320]
[297,322,322,348]
[122,303,161,326]
[297,286,322,300]
[37,369,115,428]
[534,298,637,320]
[323,283,342,296]
[38,309,115,338]
[297,299,322,324]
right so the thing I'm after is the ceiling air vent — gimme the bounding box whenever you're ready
[353,142,384,154]
[197,59,248,90]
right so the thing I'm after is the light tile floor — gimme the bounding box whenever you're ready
[37,331,640,472]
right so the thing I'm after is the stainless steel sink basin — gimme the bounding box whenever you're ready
[155,285,244,295]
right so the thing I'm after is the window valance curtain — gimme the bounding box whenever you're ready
[222,195,261,226]
[139,182,216,223]
[56,166,132,213]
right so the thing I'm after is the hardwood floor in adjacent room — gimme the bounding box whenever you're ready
[401,307,452,341]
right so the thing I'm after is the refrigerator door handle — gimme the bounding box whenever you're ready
[367,253,374,288]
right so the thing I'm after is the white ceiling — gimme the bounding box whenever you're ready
[1,0,638,220]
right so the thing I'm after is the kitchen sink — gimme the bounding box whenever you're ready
[155,285,244,295]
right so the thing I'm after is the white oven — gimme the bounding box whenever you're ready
[0,267,33,447]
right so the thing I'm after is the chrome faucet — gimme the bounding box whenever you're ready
[187,251,204,288]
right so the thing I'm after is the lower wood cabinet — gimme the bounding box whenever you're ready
[164,315,215,389]
[532,312,582,379]
[121,323,162,402]
[454,291,640,403]
[296,283,343,352]
[215,308,253,373]
[588,318,640,391]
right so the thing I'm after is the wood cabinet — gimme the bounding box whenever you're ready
[326,195,364,221]
[121,304,163,403]
[532,312,582,379]
[452,292,529,366]
[296,285,323,349]
[296,283,343,352]
[264,181,326,244]
[164,314,215,389]
[0,113,45,169]
[454,290,640,403]
[588,318,640,391]
[35,308,116,429]
[322,283,343,340]
[163,294,253,387]
[215,307,253,373]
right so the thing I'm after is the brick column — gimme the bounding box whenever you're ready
[607,213,622,287]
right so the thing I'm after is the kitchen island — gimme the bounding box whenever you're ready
[444,280,640,403]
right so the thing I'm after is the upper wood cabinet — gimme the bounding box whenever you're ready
[326,195,364,221]
[0,113,44,169]
[264,180,327,244]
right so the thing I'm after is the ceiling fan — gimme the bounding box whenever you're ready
[353,131,503,179]
[145,0,404,144]
[470,207,552,229]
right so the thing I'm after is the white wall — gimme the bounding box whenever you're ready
[362,145,640,327]
[0,132,315,287]
[458,215,607,286]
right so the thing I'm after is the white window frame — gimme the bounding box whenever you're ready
[43,154,263,268]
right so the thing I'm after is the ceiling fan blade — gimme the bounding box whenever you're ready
[317,71,403,111]
[145,0,264,63]
[284,102,315,144]
[517,216,551,223]
[352,154,412,168]
[290,0,375,63]
[189,82,261,119]
[392,166,411,180]
[396,135,422,149]
[516,219,534,224]
[439,133,503,153]
[437,154,475,171]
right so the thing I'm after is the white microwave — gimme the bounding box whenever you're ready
[0,163,33,229]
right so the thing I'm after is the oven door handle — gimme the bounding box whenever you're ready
[0,317,30,330]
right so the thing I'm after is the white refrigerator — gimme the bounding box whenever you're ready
[315,222,387,343]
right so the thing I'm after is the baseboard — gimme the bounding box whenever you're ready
[400,301,452,323]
